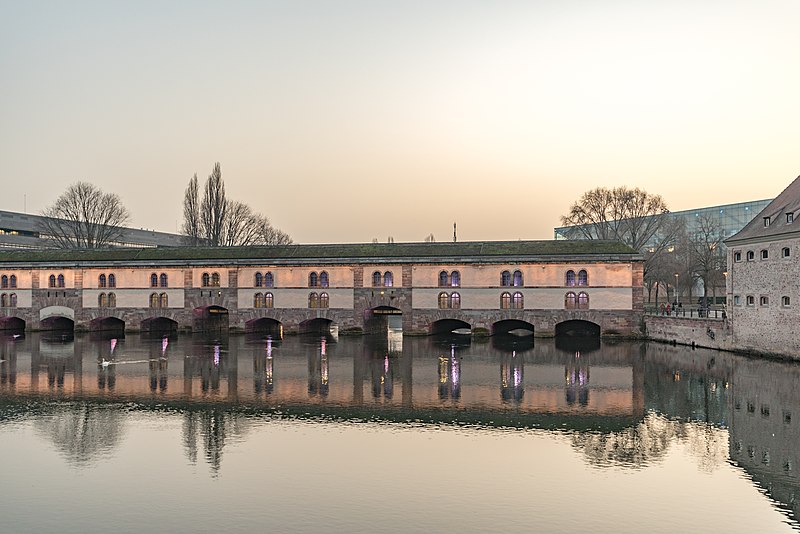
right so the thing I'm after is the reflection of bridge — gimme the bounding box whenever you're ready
[0,241,642,337]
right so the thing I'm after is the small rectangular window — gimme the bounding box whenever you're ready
[782,296,791,307]
[746,295,755,306]
[784,411,792,424]
[747,251,755,261]
[764,216,771,227]
[734,251,742,262]
[787,213,794,224]
[760,296,769,306]
[734,295,741,306]
[761,405,770,417]
[761,249,769,260]
[747,401,756,413]
[783,247,791,258]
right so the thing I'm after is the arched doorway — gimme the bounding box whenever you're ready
[141,317,179,335]
[90,317,125,336]
[299,317,334,335]
[0,316,25,333]
[40,316,75,332]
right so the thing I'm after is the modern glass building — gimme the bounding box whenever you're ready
[554,199,773,244]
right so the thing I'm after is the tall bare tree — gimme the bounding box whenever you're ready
[201,163,227,246]
[182,162,292,246]
[181,174,202,245]
[40,182,130,249]
[688,215,726,307]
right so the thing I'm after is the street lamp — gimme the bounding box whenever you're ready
[674,273,679,305]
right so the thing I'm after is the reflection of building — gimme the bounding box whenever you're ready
[725,175,800,357]
[500,352,524,402]
[438,346,461,400]
[729,357,800,523]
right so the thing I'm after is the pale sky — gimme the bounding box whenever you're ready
[2,0,799,243]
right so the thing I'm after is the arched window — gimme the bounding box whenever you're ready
[150,273,158,287]
[49,274,56,288]
[160,293,168,308]
[439,271,448,287]
[501,270,511,286]
[108,274,115,288]
[265,292,274,308]
[565,291,577,309]
[501,292,511,309]
[202,273,210,287]
[309,272,318,287]
[320,271,329,288]
[9,275,16,288]
[108,293,116,308]
[513,270,523,287]
[438,292,449,309]
[99,274,107,288]
[450,271,460,287]
[320,292,329,308]
[160,273,168,288]
[255,272,263,287]
[372,271,382,287]
[383,271,393,287]
[0,294,6,307]
[57,274,65,288]
[149,293,159,308]
[264,272,274,288]
[98,293,107,307]
[211,273,220,287]
[9,293,16,307]
[512,292,524,309]
[309,292,319,308]
[254,292,264,308]
[450,292,461,309]
[566,270,576,287]
[577,292,589,309]
[1,275,7,288]
[577,270,588,286]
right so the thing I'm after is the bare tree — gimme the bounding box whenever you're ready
[200,163,227,246]
[40,182,130,249]
[181,174,202,245]
[688,215,726,307]
[182,162,292,246]
[424,233,436,242]
[560,186,671,250]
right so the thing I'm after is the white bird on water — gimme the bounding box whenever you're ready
[100,358,112,368]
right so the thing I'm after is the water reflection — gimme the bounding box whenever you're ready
[0,332,798,527]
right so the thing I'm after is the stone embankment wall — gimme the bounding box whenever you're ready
[644,315,731,351]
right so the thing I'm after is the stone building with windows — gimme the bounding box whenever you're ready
[725,175,800,356]
[0,240,643,336]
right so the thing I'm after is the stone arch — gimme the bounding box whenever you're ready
[555,319,601,337]
[193,305,229,333]
[141,316,179,334]
[364,305,402,335]
[299,317,334,335]
[89,316,125,334]
[40,316,75,332]
[491,319,534,336]
[245,317,283,338]
[430,318,471,335]
[0,316,25,332]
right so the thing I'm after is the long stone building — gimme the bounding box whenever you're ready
[0,240,643,337]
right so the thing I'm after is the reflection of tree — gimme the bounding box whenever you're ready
[572,412,729,470]
[34,404,125,466]
[181,410,250,475]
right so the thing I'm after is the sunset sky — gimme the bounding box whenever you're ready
[2,0,798,243]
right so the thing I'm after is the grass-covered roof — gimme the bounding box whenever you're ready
[0,240,639,266]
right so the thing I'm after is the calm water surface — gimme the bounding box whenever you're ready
[0,330,798,533]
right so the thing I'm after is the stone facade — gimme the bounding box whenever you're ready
[0,241,644,336]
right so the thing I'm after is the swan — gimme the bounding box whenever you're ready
[99,358,112,367]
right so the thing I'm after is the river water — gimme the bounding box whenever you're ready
[0,330,798,533]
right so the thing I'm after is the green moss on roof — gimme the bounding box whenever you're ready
[0,240,638,265]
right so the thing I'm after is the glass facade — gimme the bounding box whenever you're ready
[554,199,773,245]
